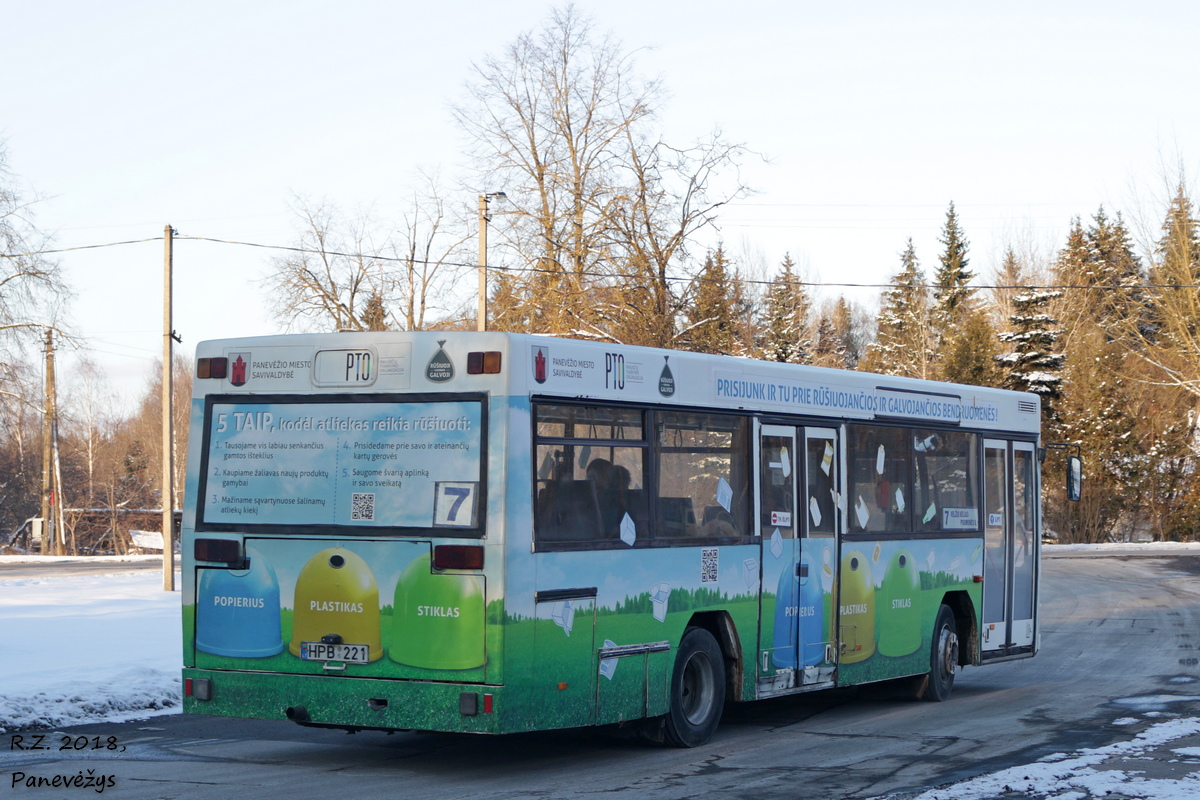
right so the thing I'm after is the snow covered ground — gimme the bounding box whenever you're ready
[0,558,180,733]
[3,547,1200,799]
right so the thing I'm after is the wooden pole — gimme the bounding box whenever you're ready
[40,328,54,555]
[477,194,488,332]
[162,225,175,591]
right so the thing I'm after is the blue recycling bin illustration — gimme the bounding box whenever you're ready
[798,552,827,667]
[772,556,799,669]
[196,546,285,658]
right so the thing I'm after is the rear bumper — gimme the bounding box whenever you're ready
[182,668,505,734]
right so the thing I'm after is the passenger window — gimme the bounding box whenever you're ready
[848,425,912,533]
[656,411,750,540]
[911,429,978,531]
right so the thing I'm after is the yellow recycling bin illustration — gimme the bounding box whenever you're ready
[289,548,382,662]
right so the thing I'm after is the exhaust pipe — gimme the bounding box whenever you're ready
[285,705,311,724]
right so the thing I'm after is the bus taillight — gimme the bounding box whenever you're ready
[432,544,484,570]
[196,357,228,379]
[466,351,502,374]
[194,538,242,564]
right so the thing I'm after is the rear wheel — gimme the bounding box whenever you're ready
[920,604,959,702]
[664,626,725,747]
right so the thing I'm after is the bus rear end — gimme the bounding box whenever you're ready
[181,332,510,733]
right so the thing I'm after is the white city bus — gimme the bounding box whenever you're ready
[181,331,1051,746]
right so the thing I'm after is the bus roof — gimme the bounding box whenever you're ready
[194,331,1040,435]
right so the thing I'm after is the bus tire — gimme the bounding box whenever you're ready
[920,604,959,702]
[664,626,725,747]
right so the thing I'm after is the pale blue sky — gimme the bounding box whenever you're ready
[4,1,1197,406]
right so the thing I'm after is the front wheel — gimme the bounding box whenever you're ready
[664,626,726,747]
[920,604,959,702]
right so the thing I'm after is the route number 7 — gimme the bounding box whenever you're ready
[433,482,478,528]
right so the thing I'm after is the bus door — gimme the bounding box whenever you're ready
[799,427,839,684]
[756,423,838,693]
[982,440,1038,654]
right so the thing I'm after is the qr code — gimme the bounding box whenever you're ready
[701,548,719,583]
[351,492,375,521]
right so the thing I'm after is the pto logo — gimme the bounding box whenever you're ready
[229,352,251,386]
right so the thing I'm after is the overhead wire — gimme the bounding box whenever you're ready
[4,232,1199,292]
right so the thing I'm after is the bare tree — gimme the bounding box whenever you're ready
[390,173,473,331]
[265,179,472,333]
[263,198,391,332]
[455,4,748,341]
[0,142,70,379]
[607,132,749,347]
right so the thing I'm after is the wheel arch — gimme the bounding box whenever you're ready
[938,590,978,667]
[684,610,745,700]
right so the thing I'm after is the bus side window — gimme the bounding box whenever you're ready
[655,410,750,541]
[848,424,912,533]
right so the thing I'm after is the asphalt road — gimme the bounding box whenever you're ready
[0,558,167,579]
[4,553,1200,800]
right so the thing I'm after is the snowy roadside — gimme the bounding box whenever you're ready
[0,566,181,733]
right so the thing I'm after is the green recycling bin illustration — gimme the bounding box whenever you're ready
[389,552,486,670]
[877,548,922,657]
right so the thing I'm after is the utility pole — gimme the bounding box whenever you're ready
[477,191,508,332]
[477,194,489,332]
[162,225,176,591]
[40,328,55,555]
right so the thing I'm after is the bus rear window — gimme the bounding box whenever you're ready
[197,394,485,535]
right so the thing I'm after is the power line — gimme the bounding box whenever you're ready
[6,232,1200,292]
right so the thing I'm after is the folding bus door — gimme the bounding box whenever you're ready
[757,423,801,692]
[1009,442,1037,648]
[798,427,838,685]
[756,423,838,695]
[982,439,1038,655]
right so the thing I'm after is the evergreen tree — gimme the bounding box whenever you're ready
[1146,184,1200,350]
[995,286,1065,418]
[990,246,1028,330]
[932,201,974,327]
[362,292,388,331]
[861,239,934,378]
[810,311,847,369]
[761,254,812,363]
[683,246,738,355]
[831,296,867,369]
[1046,208,1146,541]
[940,309,1000,386]
[1088,208,1145,336]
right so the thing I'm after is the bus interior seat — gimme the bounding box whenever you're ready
[657,496,696,537]
[702,505,738,536]
[538,480,603,541]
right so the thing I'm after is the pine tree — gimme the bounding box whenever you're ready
[932,202,974,337]
[995,286,1065,418]
[1088,208,1145,337]
[761,254,812,363]
[1147,184,1200,349]
[683,246,738,355]
[861,239,934,378]
[1046,208,1146,541]
[941,309,1000,387]
[810,311,847,369]
[362,292,388,331]
[991,246,1028,330]
[830,297,866,369]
